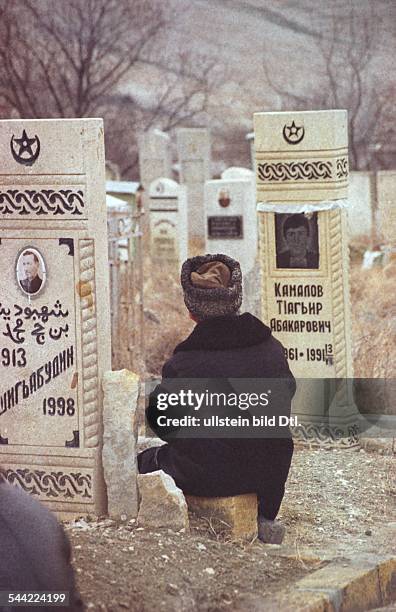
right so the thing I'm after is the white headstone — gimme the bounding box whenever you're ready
[246,132,255,170]
[347,172,374,239]
[138,129,172,189]
[0,118,111,517]
[254,110,357,447]
[221,167,254,181]
[177,128,211,237]
[149,178,187,267]
[106,194,133,263]
[204,178,258,312]
[377,170,396,244]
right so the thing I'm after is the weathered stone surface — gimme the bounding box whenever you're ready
[258,590,331,612]
[377,557,396,605]
[377,170,396,244]
[204,175,259,313]
[138,129,172,189]
[348,171,374,239]
[296,561,382,611]
[102,369,140,519]
[138,129,172,237]
[204,177,257,279]
[254,110,357,447]
[0,118,111,519]
[221,166,254,180]
[148,177,188,267]
[177,127,211,237]
[259,556,396,611]
[254,110,348,202]
[137,436,166,453]
[137,470,189,531]
[186,493,258,541]
[359,438,396,456]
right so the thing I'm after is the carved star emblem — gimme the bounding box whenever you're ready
[287,121,301,138]
[282,121,305,145]
[13,129,37,158]
[10,128,41,165]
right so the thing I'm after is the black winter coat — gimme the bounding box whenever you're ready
[145,313,296,518]
[0,480,83,612]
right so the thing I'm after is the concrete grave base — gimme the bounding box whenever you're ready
[0,448,105,521]
[186,493,258,541]
[258,555,396,612]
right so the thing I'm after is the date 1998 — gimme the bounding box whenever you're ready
[0,591,69,606]
[43,396,75,416]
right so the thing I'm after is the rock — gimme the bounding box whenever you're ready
[102,369,140,519]
[137,435,166,453]
[144,308,160,324]
[186,493,258,541]
[137,470,189,531]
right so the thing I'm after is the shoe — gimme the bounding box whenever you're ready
[257,517,285,544]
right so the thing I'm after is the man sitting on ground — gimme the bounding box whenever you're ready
[138,254,296,543]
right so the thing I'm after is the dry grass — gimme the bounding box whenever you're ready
[351,263,396,379]
[143,262,193,377]
[350,260,395,415]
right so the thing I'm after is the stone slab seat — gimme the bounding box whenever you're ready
[185,493,258,540]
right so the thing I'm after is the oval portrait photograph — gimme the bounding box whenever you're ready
[16,247,47,296]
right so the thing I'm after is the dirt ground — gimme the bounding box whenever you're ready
[73,242,395,610]
[65,446,396,611]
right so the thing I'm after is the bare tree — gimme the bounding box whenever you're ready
[0,0,167,118]
[0,0,223,178]
[261,2,394,170]
[108,50,225,176]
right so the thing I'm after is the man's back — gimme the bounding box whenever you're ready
[140,254,295,526]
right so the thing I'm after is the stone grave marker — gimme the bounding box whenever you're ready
[377,170,396,244]
[347,172,374,240]
[245,131,255,170]
[138,129,172,189]
[149,178,188,267]
[254,110,357,446]
[221,166,254,181]
[138,129,172,236]
[106,194,135,369]
[177,128,211,238]
[204,177,258,313]
[0,118,111,517]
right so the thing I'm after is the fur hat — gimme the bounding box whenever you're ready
[181,254,242,319]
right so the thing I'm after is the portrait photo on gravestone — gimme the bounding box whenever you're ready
[16,247,46,296]
[0,0,395,610]
[275,213,319,269]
